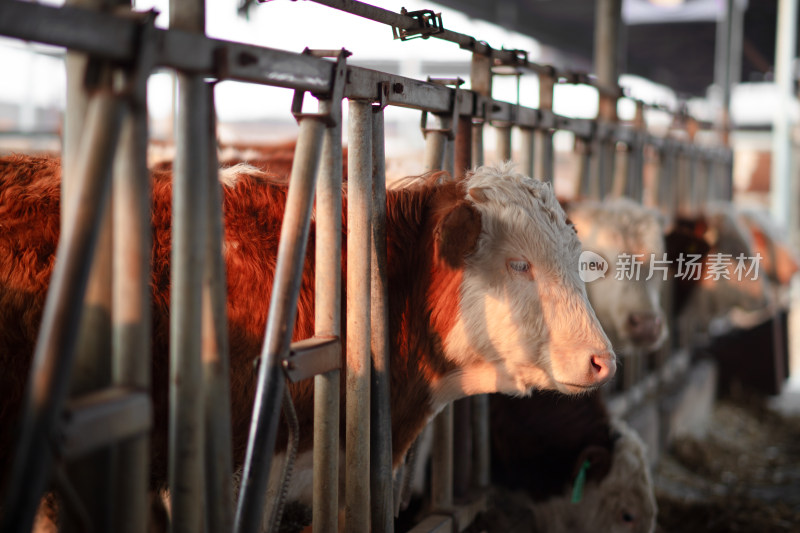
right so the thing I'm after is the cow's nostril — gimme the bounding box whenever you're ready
[590,352,615,383]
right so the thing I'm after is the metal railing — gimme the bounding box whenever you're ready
[0,1,733,532]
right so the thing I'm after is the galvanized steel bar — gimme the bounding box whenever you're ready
[518,127,535,178]
[454,116,473,179]
[452,399,472,498]
[431,404,454,510]
[346,100,373,533]
[534,72,555,182]
[111,82,152,533]
[471,395,490,488]
[472,123,485,168]
[169,71,209,533]
[202,82,235,533]
[235,117,326,533]
[314,99,343,533]
[495,124,512,163]
[370,107,394,533]
[0,92,125,533]
[168,0,209,523]
[423,113,449,172]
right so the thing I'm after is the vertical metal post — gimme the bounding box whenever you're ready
[534,73,555,182]
[0,93,125,533]
[234,117,325,533]
[423,116,448,171]
[519,127,535,178]
[452,399,472,498]
[454,116,473,179]
[471,395,490,489]
[169,71,209,533]
[771,0,797,228]
[431,404,454,510]
[62,0,114,525]
[577,137,593,199]
[313,100,343,533]
[345,100,373,533]
[370,107,393,533]
[612,143,629,199]
[168,0,207,525]
[202,82,234,533]
[495,124,512,162]
[593,0,622,199]
[111,80,151,533]
[472,122,485,168]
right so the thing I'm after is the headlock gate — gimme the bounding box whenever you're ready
[0,0,733,532]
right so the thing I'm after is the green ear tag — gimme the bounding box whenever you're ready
[571,460,591,504]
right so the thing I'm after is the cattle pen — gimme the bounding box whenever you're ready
[3,0,793,532]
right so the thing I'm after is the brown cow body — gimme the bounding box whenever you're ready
[0,155,615,516]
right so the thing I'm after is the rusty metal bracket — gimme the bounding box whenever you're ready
[373,81,391,112]
[282,336,342,383]
[392,8,444,41]
[420,77,463,140]
[291,47,350,127]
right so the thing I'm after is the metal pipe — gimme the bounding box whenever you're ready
[313,99,343,533]
[431,403,453,510]
[111,84,151,533]
[452,399,472,498]
[519,127,534,178]
[234,117,325,533]
[534,73,555,182]
[345,100,373,533]
[370,107,393,533]
[495,124,512,163]
[471,122,484,168]
[454,115,473,179]
[0,92,125,533]
[771,0,797,228]
[470,395,490,489]
[167,0,208,525]
[169,72,209,533]
[202,82,235,533]
[423,114,448,172]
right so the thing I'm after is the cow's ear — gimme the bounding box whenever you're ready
[573,445,612,484]
[436,200,482,269]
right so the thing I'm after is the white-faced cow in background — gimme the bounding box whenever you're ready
[567,198,669,355]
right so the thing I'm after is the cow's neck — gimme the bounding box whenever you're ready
[382,183,466,465]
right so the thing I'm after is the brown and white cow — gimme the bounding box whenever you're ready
[665,205,770,342]
[0,156,614,515]
[567,198,668,355]
[490,391,656,533]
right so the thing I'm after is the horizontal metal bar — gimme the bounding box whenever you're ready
[61,387,152,459]
[0,1,136,60]
[284,337,342,382]
[406,515,452,533]
[0,0,734,149]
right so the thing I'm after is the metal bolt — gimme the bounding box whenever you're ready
[393,83,404,94]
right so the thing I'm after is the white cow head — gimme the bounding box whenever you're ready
[568,198,669,355]
[438,163,615,399]
[531,419,657,533]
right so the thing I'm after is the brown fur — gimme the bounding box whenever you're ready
[0,154,478,499]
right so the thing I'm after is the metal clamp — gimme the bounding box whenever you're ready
[392,8,444,41]
[291,47,350,127]
[420,77,463,140]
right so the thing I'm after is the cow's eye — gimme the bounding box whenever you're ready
[621,511,635,523]
[507,259,532,277]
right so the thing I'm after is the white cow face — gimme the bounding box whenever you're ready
[569,199,669,355]
[578,421,657,533]
[442,164,615,397]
